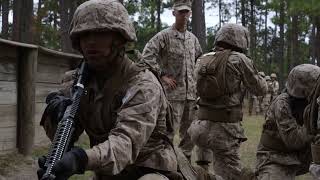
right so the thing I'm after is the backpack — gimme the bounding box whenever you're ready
[197,50,231,100]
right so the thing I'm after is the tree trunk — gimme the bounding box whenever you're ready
[156,0,161,32]
[315,16,320,67]
[59,0,73,52]
[1,0,9,39]
[240,0,246,26]
[35,0,43,44]
[291,15,299,68]
[310,19,316,65]
[264,0,270,73]
[13,0,34,43]
[235,0,238,23]
[150,0,156,29]
[219,0,222,27]
[249,0,256,60]
[192,0,206,50]
[278,0,285,88]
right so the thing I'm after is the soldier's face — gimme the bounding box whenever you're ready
[79,31,125,72]
[173,9,191,26]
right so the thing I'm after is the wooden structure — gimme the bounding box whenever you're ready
[0,38,82,155]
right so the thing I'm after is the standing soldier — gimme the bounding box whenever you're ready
[188,23,267,180]
[255,64,320,180]
[37,0,181,179]
[270,73,279,101]
[142,0,204,162]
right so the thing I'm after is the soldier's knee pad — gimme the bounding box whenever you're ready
[138,173,169,180]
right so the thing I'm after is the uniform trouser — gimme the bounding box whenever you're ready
[92,166,184,180]
[248,96,254,114]
[188,120,245,180]
[256,163,297,180]
[170,100,212,161]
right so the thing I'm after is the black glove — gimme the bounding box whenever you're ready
[37,147,88,180]
[42,92,72,125]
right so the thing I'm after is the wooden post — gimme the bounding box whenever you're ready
[17,47,37,156]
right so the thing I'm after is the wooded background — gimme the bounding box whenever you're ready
[1,0,320,87]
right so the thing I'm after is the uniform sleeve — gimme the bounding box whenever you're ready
[194,37,203,60]
[142,32,166,76]
[274,99,311,150]
[85,81,163,174]
[273,81,279,94]
[239,55,267,96]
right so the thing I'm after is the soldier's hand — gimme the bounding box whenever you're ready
[62,69,78,90]
[45,92,72,124]
[38,147,88,180]
[161,75,177,90]
[37,156,47,180]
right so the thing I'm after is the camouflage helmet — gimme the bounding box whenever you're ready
[214,23,250,51]
[138,173,169,180]
[69,0,137,51]
[258,71,265,77]
[270,73,277,79]
[286,64,320,99]
[265,76,271,81]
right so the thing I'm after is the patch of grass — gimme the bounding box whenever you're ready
[0,151,33,176]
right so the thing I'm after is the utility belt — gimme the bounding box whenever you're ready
[260,130,290,152]
[198,106,242,123]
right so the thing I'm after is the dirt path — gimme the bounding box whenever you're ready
[0,155,38,180]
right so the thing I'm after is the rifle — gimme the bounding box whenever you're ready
[41,61,88,180]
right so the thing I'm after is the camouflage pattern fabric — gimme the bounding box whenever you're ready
[286,64,320,99]
[173,0,192,11]
[170,100,196,158]
[257,163,297,180]
[69,0,137,51]
[188,120,246,180]
[142,25,202,101]
[309,163,320,180]
[195,51,267,109]
[255,93,313,180]
[214,23,250,51]
[188,23,267,178]
[41,56,178,179]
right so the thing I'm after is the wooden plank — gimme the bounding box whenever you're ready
[0,58,17,81]
[0,105,17,128]
[0,44,18,59]
[38,53,78,67]
[34,103,50,146]
[0,81,17,105]
[0,126,16,152]
[38,46,82,59]
[0,38,37,49]
[17,48,37,155]
[36,63,71,84]
[36,82,62,103]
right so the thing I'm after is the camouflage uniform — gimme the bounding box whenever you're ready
[270,73,279,101]
[142,0,202,159]
[256,64,320,180]
[40,1,179,179]
[188,24,267,180]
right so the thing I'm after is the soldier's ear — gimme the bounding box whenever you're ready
[172,10,176,16]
